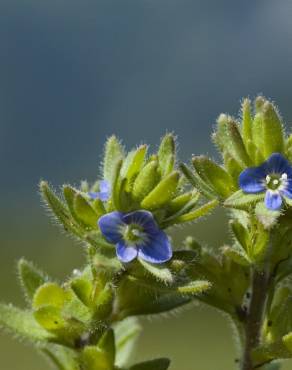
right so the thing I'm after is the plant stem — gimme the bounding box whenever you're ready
[241,269,270,370]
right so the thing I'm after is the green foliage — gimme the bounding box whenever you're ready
[4,98,292,370]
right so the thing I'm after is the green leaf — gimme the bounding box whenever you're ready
[177,280,211,295]
[114,318,141,367]
[71,277,93,307]
[63,185,79,220]
[241,98,253,149]
[192,156,235,197]
[262,101,285,157]
[18,258,47,301]
[129,358,170,370]
[42,344,79,370]
[33,283,67,309]
[166,199,218,225]
[179,163,217,199]
[158,133,176,176]
[116,276,190,317]
[93,283,114,321]
[224,190,264,209]
[251,96,265,157]
[98,329,115,366]
[222,152,243,181]
[81,345,114,370]
[138,259,173,284]
[230,220,249,250]
[215,114,251,167]
[167,192,193,213]
[111,159,124,210]
[132,160,160,202]
[34,305,66,331]
[141,171,179,210]
[40,181,82,237]
[0,303,53,342]
[283,332,292,353]
[121,145,148,186]
[74,193,98,228]
[222,245,250,266]
[103,135,124,184]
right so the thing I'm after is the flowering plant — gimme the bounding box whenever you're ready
[2,96,292,370]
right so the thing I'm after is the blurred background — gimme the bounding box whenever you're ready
[1,0,292,369]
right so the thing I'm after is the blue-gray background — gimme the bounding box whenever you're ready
[1,1,292,369]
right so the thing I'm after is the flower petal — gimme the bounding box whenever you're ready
[122,210,159,234]
[138,230,172,264]
[265,153,292,176]
[116,242,138,263]
[88,191,99,200]
[265,190,282,210]
[239,166,266,193]
[282,180,292,199]
[88,180,111,201]
[100,180,110,194]
[98,211,124,243]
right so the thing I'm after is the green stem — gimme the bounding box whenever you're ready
[241,269,270,370]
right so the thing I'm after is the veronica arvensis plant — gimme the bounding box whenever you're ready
[2,97,292,370]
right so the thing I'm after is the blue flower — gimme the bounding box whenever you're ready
[98,210,173,264]
[239,153,292,210]
[88,180,110,202]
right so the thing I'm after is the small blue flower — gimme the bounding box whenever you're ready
[98,210,173,264]
[239,153,292,210]
[88,180,110,202]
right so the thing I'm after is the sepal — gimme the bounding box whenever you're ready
[18,258,48,301]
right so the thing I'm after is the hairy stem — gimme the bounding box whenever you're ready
[241,269,270,370]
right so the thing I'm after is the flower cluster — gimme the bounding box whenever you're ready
[239,153,292,210]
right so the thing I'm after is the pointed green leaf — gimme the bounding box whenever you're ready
[42,345,79,370]
[283,332,292,353]
[222,153,243,181]
[98,329,115,366]
[179,163,217,199]
[40,181,82,237]
[132,160,160,201]
[138,259,173,284]
[93,283,114,321]
[241,98,253,148]
[224,190,264,209]
[158,133,176,176]
[215,114,251,167]
[71,277,93,307]
[74,193,98,228]
[192,156,235,197]
[177,280,211,295]
[262,101,285,157]
[33,283,67,309]
[114,318,141,367]
[63,185,79,220]
[103,135,124,184]
[167,192,193,213]
[81,345,114,370]
[222,246,250,266]
[129,358,170,370]
[0,303,53,342]
[121,144,148,185]
[18,258,47,301]
[227,119,251,167]
[34,305,66,331]
[141,171,179,210]
[166,199,218,225]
